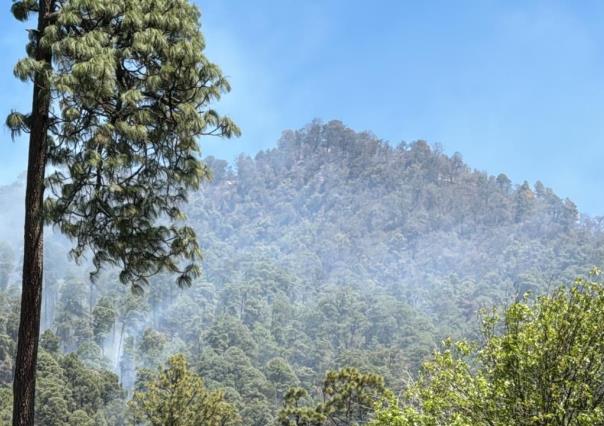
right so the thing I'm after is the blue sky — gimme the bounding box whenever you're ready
[1,0,604,215]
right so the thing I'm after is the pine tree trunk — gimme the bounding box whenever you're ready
[12,1,53,424]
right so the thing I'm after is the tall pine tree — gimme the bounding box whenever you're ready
[7,0,239,423]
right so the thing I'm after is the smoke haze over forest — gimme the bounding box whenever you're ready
[1,120,603,423]
[2,1,604,424]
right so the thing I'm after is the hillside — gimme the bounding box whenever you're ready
[194,120,603,327]
[0,120,603,424]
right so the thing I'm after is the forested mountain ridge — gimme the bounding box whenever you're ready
[194,119,602,316]
[0,120,603,424]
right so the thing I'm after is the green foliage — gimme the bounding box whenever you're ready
[367,396,414,426]
[8,0,239,292]
[129,353,240,425]
[55,278,93,352]
[40,329,60,354]
[376,272,604,425]
[278,368,388,425]
[278,388,325,426]
[137,328,168,368]
[0,241,14,291]
[0,386,12,424]
[92,296,116,346]
[33,349,124,425]
[0,289,18,385]
[266,357,299,400]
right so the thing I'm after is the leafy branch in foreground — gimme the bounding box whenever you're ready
[371,270,604,425]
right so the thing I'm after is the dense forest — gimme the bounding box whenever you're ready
[1,120,603,424]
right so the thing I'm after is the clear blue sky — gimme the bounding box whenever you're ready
[1,0,604,215]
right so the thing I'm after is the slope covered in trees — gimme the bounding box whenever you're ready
[0,120,603,424]
[195,120,603,322]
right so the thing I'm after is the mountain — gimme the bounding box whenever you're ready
[194,119,603,326]
[0,120,602,424]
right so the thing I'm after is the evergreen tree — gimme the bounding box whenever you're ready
[278,368,388,426]
[129,354,240,426]
[7,0,238,423]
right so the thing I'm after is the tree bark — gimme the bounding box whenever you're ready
[12,1,54,424]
